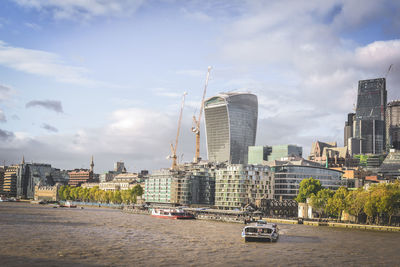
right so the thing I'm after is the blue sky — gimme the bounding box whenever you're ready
[0,0,400,173]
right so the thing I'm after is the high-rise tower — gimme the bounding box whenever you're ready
[353,78,387,154]
[386,100,400,150]
[204,92,258,164]
[344,113,355,147]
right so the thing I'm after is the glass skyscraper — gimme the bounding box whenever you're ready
[353,78,387,154]
[204,92,258,164]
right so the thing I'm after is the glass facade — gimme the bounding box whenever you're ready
[386,101,400,150]
[272,165,344,200]
[204,93,258,164]
[354,78,387,154]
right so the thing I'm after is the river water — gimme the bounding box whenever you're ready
[1,202,399,266]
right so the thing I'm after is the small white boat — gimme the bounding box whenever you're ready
[242,220,279,242]
[60,201,77,208]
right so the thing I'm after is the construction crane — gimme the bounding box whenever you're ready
[192,66,212,164]
[385,64,393,78]
[169,92,187,170]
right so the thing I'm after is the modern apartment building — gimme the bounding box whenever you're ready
[145,163,218,206]
[215,164,274,210]
[204,92,258,164]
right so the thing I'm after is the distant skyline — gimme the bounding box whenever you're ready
[0,0,400,173]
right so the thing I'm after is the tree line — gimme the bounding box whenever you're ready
[295,177,400,225]
[58,185,144,205]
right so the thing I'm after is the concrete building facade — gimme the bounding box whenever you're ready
[215,164,274,210]
[204,92,258,164]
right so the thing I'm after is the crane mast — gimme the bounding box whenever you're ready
[170,92,187,170]
[192,66,212,163]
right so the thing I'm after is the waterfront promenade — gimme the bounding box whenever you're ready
[1,202,400,266]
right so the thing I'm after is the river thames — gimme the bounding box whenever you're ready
[1,202,400,266]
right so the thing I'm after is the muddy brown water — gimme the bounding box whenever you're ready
[1,202,400,266]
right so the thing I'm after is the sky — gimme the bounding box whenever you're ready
[0,0,400,173]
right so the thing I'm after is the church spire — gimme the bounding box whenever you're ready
[22,155,25,165]
[90,155,94,172]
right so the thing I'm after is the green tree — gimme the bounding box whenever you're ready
[58,185,66,201]
[295,177,322,203]
[113,190,122,204]
[345,189,367,223]
[63,186,71,200]
[132,184,144,197]
[327,187,348,221]
[364,186,379,224]
[310,188,334,218]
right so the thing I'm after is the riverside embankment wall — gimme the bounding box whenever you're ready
[263,217,400,232]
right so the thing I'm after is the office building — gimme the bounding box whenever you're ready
[68,169,94,187]
[248,145,302,165]
[204,92,258,164]
[17,163,53,199]
[68,157,96,186]
[344,113,355,147]
[272,163,344,200]
[3,165,18,197]
[114,161,127,173]
[353,78,387,154]
[386,100,400,150]
[0,166,5,194]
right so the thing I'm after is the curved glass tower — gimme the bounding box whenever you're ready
[204,92,258,164]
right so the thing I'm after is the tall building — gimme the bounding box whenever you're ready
[3,165,18,197]
[386,100,400,150]
[17,163,53,199]
[114,161,126,173]
[204,92,258,164]
[344,113,355,147]
[0,166,5,194]
[352,78,387,154]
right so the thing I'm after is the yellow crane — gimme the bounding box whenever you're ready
[192,66,212,163]
[169,92,187,170]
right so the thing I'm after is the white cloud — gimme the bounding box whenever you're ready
[181,8,212,22]
[14,0,144,21]
[0,41,115,87]
[152,87,182,98]
[0,109,6,122]
[176,69,205,77]
[216,0,400,151]
[24,22,41,30]
[0,107,186,171]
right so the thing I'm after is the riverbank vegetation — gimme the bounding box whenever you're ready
[58,185,143,205]
[296,178,400,225]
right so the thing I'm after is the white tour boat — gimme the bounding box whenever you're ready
[242,220,279,242]
[151,208,195,220]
